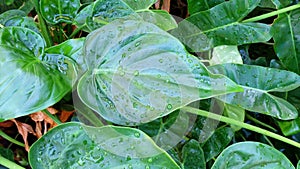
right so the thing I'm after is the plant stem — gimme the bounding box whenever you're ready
[0,130,25,147]
[0,155,25,169]
[69,24,86,39]
[243,3,300,23]
[42,109,62,125]
[181,106,300,149]
[245,114,277,132]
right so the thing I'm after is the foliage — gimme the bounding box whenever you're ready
[0,0,300,168]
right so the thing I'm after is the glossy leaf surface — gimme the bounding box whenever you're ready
[0,9,26,24]
[187,0,224,14]
[209,63,300,120]
[211,141,295,169]
[223,102,245,131]
[272,9,300,74]
[0,27,72,121]
[172,0,272,51]
[40,0,81,24]
[122,0,156,11]
[77,19,243,125]
[182,139,205,169]
[29,122,180,169]
[210,45,243,65]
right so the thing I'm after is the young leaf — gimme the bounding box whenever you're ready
[0,27,72,121]
[187,0,225,15]
[77,19,243,125]
[211,141,295,169]
[210,45,243,65]
[202,127,234,162]
[29,122,180,169]
[40,0,81,24]
[171,0,272,52]
[209,63,300,120]
[272,9,300,74]
[182,139,206,169]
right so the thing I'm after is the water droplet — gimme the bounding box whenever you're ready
[134,70,139,76]
[77,158,85,166]
[122,53,126,58]
[120,71,125,76]
[133,102,138,108]
[126,155,132,161]
[135,41,141,47]
[166,104,172,110]
[148,158,153,163]
[159,59,163,63]
[134,132,140,138]
[245,82,250,86]
[145,165,150,169]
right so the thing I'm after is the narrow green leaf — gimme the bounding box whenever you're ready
[272,9,300,74]
[209,63,300,120]
[172,0,272,52]
[29,122,180,169]
[40,0,81,24]
[182,139,206,169]
[187,0,225,15]
[77,19,243,125]
[211,141,295,169]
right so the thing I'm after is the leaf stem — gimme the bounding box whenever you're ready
[42,109,62,125]
[242,3,300,23]
[0,155,25,169]
[0,130,25,147]
[245,114,277,132]
[182,106,300,149]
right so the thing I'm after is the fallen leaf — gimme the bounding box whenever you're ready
[59,110,74,122]
[11,119,36,151]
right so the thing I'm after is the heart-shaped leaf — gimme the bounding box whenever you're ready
[0,27,72,121]
[209,63,300,120]
[29,122,180,169]
[77,19,243,125]
[171,0,272,51]
[211,141,295,169]
[182,139,206,169]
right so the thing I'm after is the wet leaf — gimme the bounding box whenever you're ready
[0,9,26,25]
[0,27,72,121]
[202,127,234,162]
[272,9,300,74]
[209,63,300,120]
[222,102,245,131]
[171,0,272,51]
[211,141,295,169]
[29,122,180,169]
[210,45,243,65]
[40,0,81,24]
[182,139,205,169]
[77,19,243,125]
[187,0,225,15]
[122,0,156,11]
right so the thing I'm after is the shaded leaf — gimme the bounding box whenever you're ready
[0,147,14,161]
[272,9,300,74]
[77,19,243,125]
[259,0,276,8]
[182,139,206,169]
[278,118,300,136]
[210,45,243,65]
[187,0,225,15]
[211,141,295,169]
[29,122,180,169]
[171,0,272,52]
[202,127,234,162]
[209,63,300,120]
[40,0,81,24]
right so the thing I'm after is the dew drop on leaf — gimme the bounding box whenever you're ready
[134,132,140,138]
[134,70,139,76]
[166,104,172,110]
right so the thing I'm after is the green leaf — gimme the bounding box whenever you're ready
[211,141,295,169]
[0,9,26,25]
[223,102,245,131]
[182,139,206,169]
[137,10,177,31]
[202,127,234,162]
[40,0,81,24]
[259,0,276,8]
[272,9,300,74]
[122,0,156,11]
[187,0,225,15]
[77,19,243,125]
[297,160,300,169]
[209,63,300,120]
[278,118,300,136]
[4,16,39,33]
[210,45,243,65]
[171,0,272,52]
[0,27,72,120]
[0,147,14,161]
[272,0,293,9]
[29,122,180,169]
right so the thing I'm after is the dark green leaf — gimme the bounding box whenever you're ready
[209,63,300,120]
[0,0,31,14]
[211,141,295,169]
[171,0,272,52]
[272,0,293,9]
[0,9,26,25]
[0,27,72,120]
[4,16,39,33]
[29,122,180,169]
[202,127,234,162]
[0,147,14,161]
[278,118,300,136]
[187,0,225,15]
[40,0,81,24]
[272,9,300,74]
[182,139,205,169]
[77,19,243,125]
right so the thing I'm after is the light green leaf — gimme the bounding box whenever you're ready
[187,0,225,14]
[222,102,245,131]
[182,139,205,169]
[29,122,180,169]
[211,141,295,169]
[122,0,156,11]
[77,19,243,125]
[209,63,300,120]
[272,9,300,74]
[40,0,81,24]
[210,45,243,66]
[0,27,72,121]
[171,0,272,52]
[0,9,26,25]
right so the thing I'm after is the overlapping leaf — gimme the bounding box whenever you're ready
[209,63,300,120]
[171,0,272,51]
[29,122,180,169]
[77,19,243,125]
[187,0,225,14]
[182,139,205,169]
